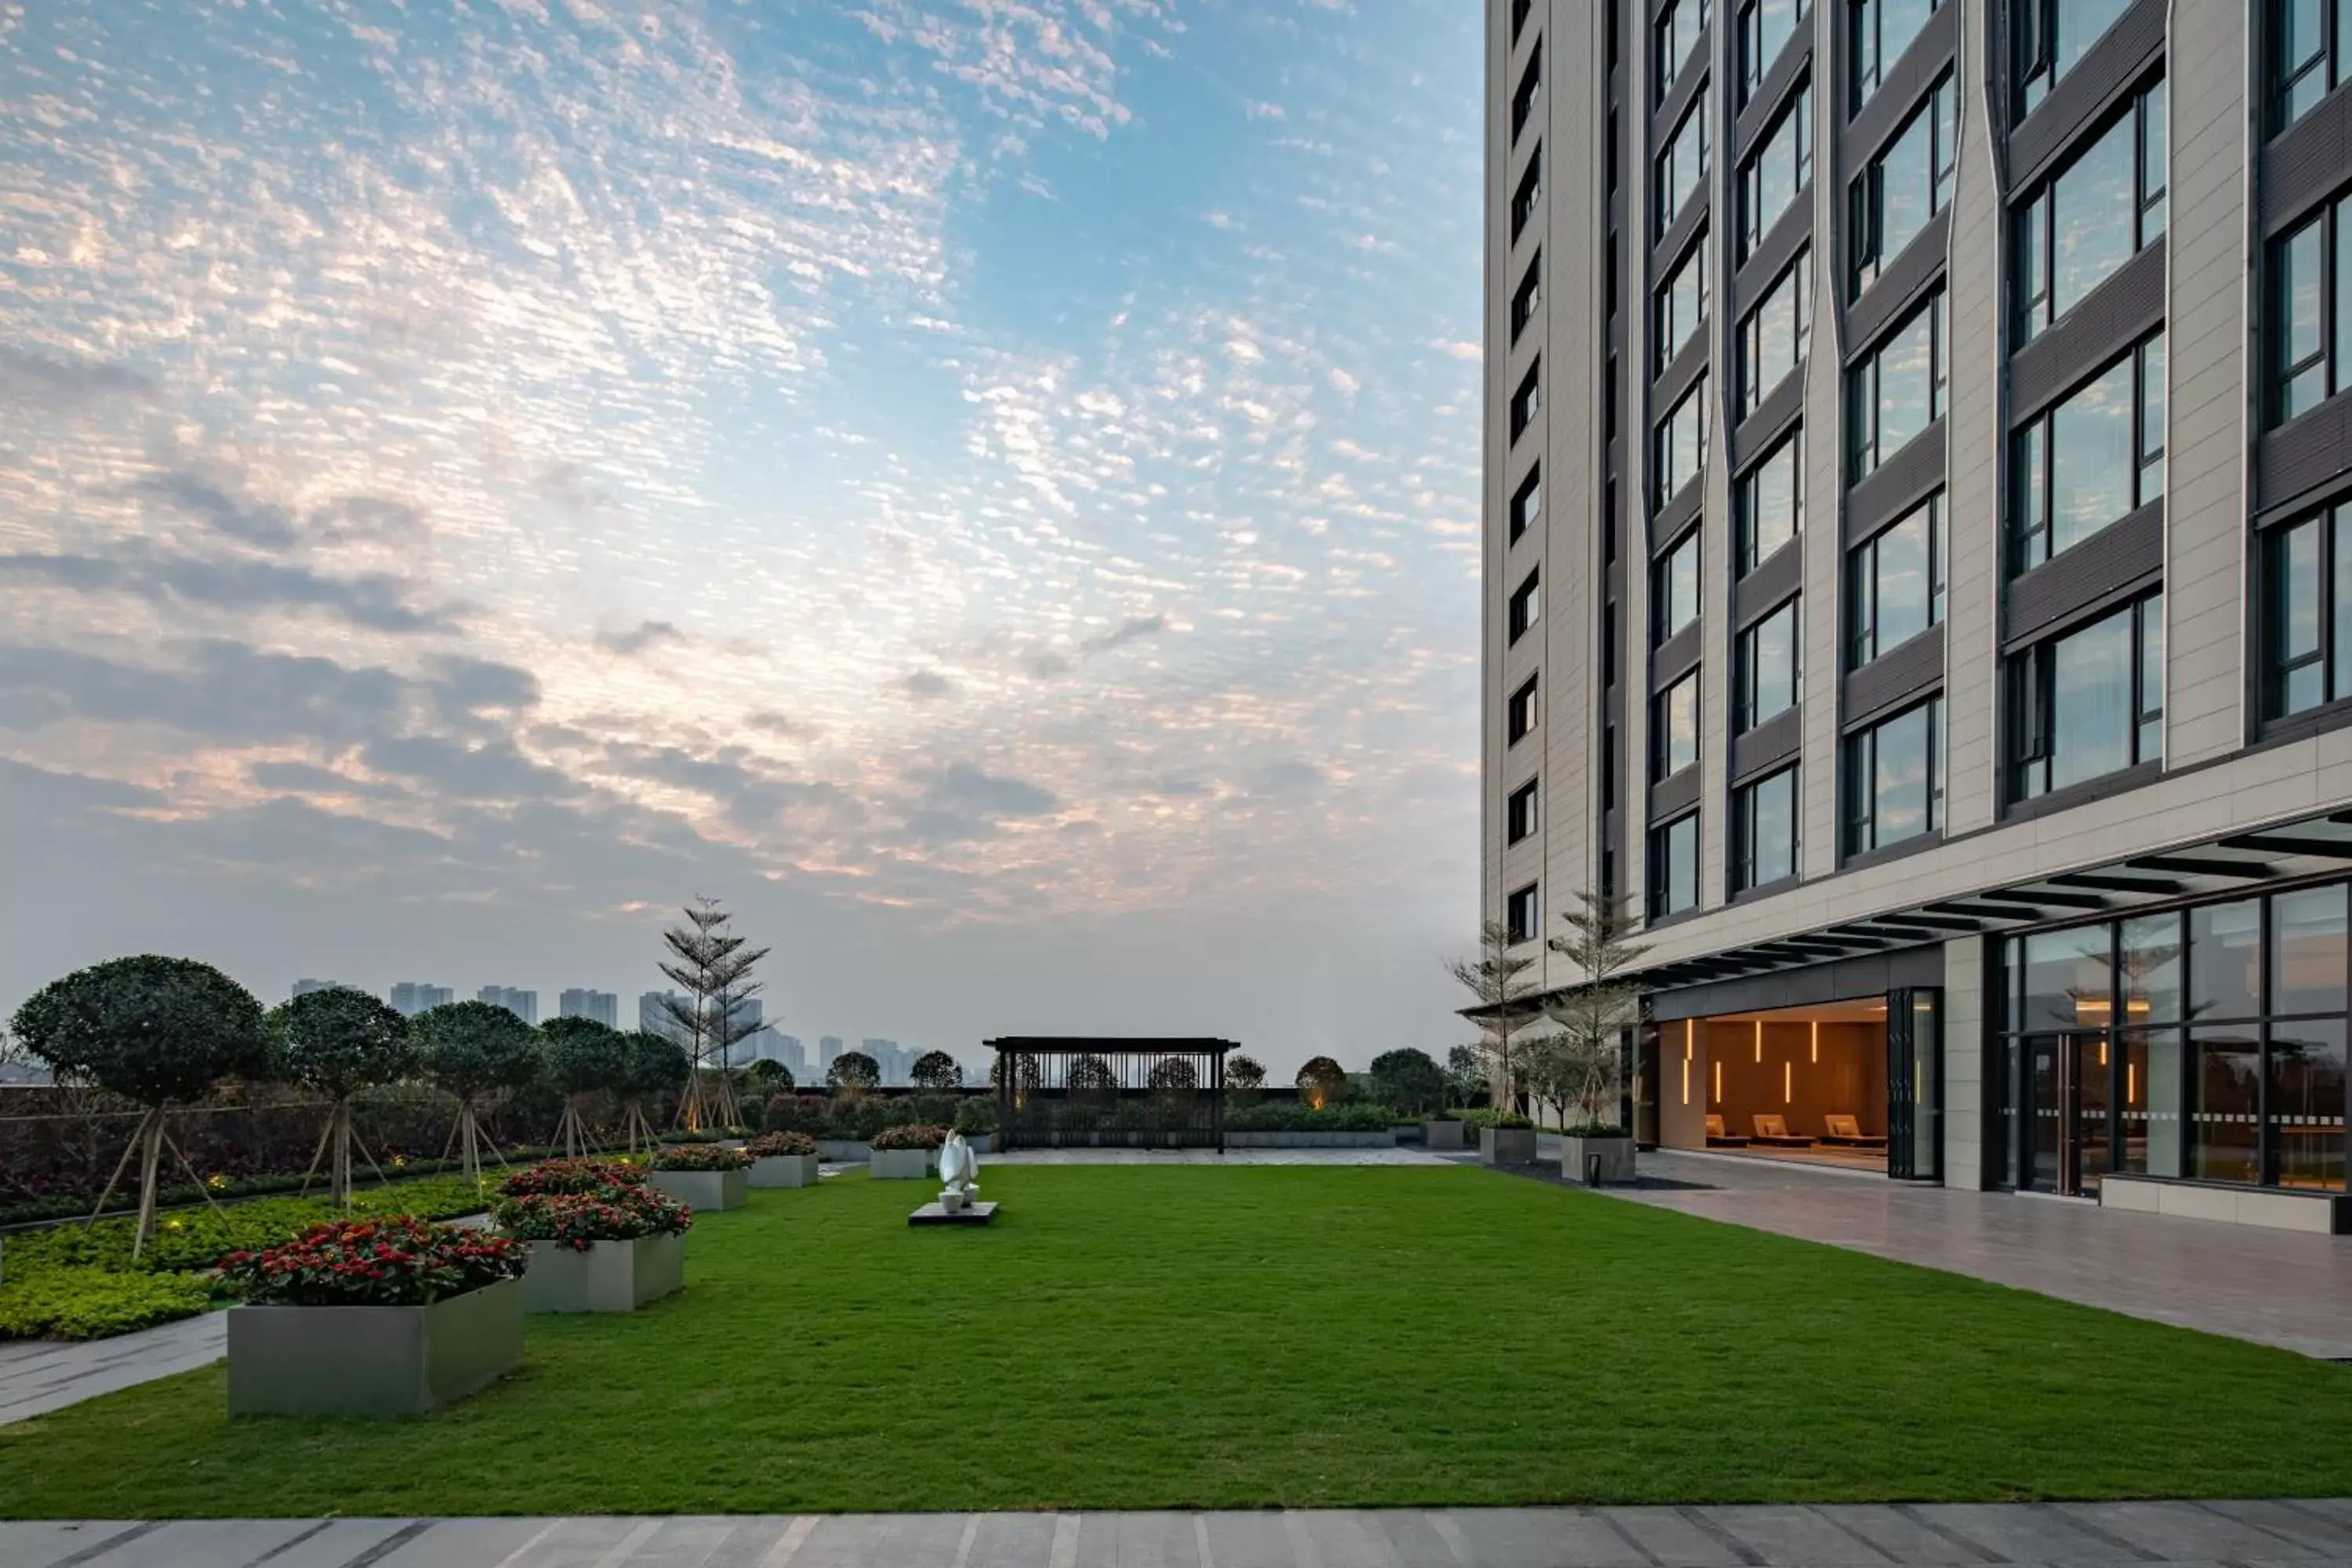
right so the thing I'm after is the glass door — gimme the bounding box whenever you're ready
[2020,1032,2109,1196]
[1886,988,1942,1181]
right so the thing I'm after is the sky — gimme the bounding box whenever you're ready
[0,0,1484,1073]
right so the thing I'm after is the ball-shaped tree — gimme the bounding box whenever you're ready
[412,1000,543,1182]
[1225,1052,1268,1107]
[826,1050,880,1091]
[1367,1047,1447,1117]
[1067,1054,1118,1105]
[1147,1057,1198,1092]
[1294,1054,1346,1110]
[616,1030,691,1154]
[910,1049,962,1091]
[743,1057,793,1089]
[271,985,414,1205]
[540,1015,630,1157]
[10,955,267,1251]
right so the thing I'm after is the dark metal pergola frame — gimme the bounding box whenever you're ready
[986,1037,1237,1152]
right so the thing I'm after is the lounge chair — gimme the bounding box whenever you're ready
[1820,1113,1887,1150]
[1703,1114,1749,1148]
[1749,1114,1812,1149]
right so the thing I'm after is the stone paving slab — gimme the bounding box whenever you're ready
[7,1505,2351,1568]
[0,1312,226,1428]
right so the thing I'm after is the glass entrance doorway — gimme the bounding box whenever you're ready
[2021,1033,2111,1196]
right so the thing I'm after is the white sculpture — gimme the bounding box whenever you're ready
[938,1131,979,1212]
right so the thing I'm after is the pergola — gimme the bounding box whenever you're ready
[985,1037,1238,1151]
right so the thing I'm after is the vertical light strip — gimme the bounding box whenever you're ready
[1810,1021,1819,1062]
[1784,1062,1792,1103]
[1713,1060,1722,1103]
[1755,1020,1763,1063]
[1681,1058,1691,1105]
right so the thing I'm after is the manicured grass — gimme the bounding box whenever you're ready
[4,1164,2350,1516]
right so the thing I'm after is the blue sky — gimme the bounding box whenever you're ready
[0,0,1483,1069]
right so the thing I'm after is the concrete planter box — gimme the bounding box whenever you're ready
[870,1148,935,1179]
[818,1139,871,1163]
[227,1276,524,1416]
[1225,1131,1397,1148]
[964,1134,994,1154]
[1390,1123,1425,1145]
[750,1153,823,1188]
[647,1167,749,1211]
[1479,1126,1539,1166]
[1560,1134,1637,1185]
[2102,1174,2350,1234]
[1423,1119,1468,1151]
[522,1232,682,1313]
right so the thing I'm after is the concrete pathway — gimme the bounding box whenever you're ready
[6,1501,2352,1567]
[0,1312,223,1428]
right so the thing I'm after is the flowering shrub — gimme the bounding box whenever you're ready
[650,1142,750,1172]
[219,1217,526,1308]
[745,1131,817,1158]
[499,1185,691,1251]
[499,1159,646,1199]
[870,1123,946,1151]
[952,1099,998,1136]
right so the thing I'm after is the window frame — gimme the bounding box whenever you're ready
[2261,500,2352,720]
[2269,192,2350,426]
[1512,148,1544,242]
[1656,0,1711,106]
[1511,359,1544,442]
[1509,467,1543,544]
[1648,811,1702,917]
[1653,670,1702,781]
[1738,250,1810,416]
[1846,493,1945,669]
[1653,375,1711,510]
[1652,528,1703,644]
[1511,251,1544,343]
[1850,74,1957,299]
[1654,231,1711,375]
[1506,777,1541,844]
[1736,429,1804,576]
[2013,0,2135,119]
[1512,42,1544,143]
[2272,0,2352,132]
[2012,80,2168,343]
[1655,93,1712,239]
[1738,82,1812,262]
[1850,0,1941,113]
[1505,882,1541,945]
[1732,764,1802,892]
[1738,0,1807,107]
[2010,332,2166,575]
[1842,696,1944,856]
[2005,592,2165,803]
[1735,596,1803,731]
[1508,568,1542,644]
[1508,673,1541,744]
[1847,289,1947,481]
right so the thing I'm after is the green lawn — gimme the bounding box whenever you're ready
[5,1163,2350,1516]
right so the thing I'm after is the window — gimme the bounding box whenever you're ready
[1512,0,1535,43]
[1737,598,1802,730]
[1847,289,1946,479]
[1512,149,1544,241]
[1655,234,1710,373]
[2015,0,2134,117]
[1508,674,1540,743]
[1649,813,1700,916]
[1654,376,1710,507]
[1739,0,1806,107]
[1846,495,1943,666]
[2263,501,2352,718]
[1851,0,1938,111]
[1653,529,1702,642]
[1737,430,1802,575]
[1506,883,1541,944]
[1740,84,1810,260]
[2012,333,2165,573]
[1507,778,1541,843]
[1511,360,1543,441]
[1512,253,1543,341]
[1733,765,1799,891]
[1656,96,1711,238]
[1739,252,1809,415]
[2008,593,2163,800]
[1508,569,1542,642]
[2013,82,2167,343]
[1656,0,1710,102]
[1653,672,1700,779]
[1844,697,1942,855]
[1852,74,1956,296]
[2270,191,2352,424]
[1512,44,1544,142]
[2274,0,2352,131]
[1509,468,1543,543]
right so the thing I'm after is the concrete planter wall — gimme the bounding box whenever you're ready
[1560,1134,1637,1185]
[648,1167,749,1211]
[818,1139,872,1163]
[1479,1126,1539,1166]
[750,1153,823,1188]
[1389,1123,1425,1145]
[870,1148,935,1179]
[227,1276,524,1416]
[1423,1119,1468,1151]
[523,1232,683,1313]
[1225,1131,1397,1148]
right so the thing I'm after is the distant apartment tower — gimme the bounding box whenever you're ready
[477,986,538,1025]
[818,1036,844,1071]
[768,1033,807,1079]
[559,989,619,1029]
[639,990,688,1044]
[388,982,453,1017]
[862,1037,902,1083]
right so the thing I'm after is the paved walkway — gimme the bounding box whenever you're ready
[0,1312,223,1428]
[1563,1149,2352,1360]
[7,1501,2352,1567]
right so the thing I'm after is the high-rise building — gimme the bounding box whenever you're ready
[768,1033,808,1079]
[862,1037,902,1083]
[1485,0,2352,1226]
[477,986,538,1025]
[818,1036,844,1072]
[639,990,688,1044]
[559,989,619,1029]
[388,982,454,1017]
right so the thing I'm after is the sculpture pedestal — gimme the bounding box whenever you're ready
[909,1200,998,1227]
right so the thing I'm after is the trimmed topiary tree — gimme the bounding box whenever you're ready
[617,1029,691,1155]
[1294,1054,1346,1110]
[541,1014,629,1157]
[910,1049,962,1090]
[272,985,416,1207]
[1367,1047,1447,1118]
[412,1000,543,1185]
[1226,1053,1267,1107]
[10,956,268,1254]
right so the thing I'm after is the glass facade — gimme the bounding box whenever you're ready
[1848,289,1947,479]
[1852,74,1955,296]
[2270,193,2350,425]
[2006,592,2163,801]
[1996,885,2349,1193]
[1846,494,1943,667]
[1844,697,1941,855]
[1737,598,1801,731]
[2013,0,2133,116]
[1656,233,1709,373]
[2010,333,2165,573]
[1657,0,1710,103]
[1732,765,1800,891]
[1737,430,1802,576]
[1653,528,1701,642]
[1657,95,1711,238]
[1654,376,1710,507]
[1740,0,1806,106]
[2272,0,2352,130]
[2013,82,2165,343]
[1653,672,1700,779]
[1851,0,1939,111]
[1650,812,1700,916]
[1740,83,1811,260]
[2263,502,2352,719]
[1739,252,1809,416]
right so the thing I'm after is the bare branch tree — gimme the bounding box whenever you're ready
[658,895,771,1131]
[1444,920,1544,1111]
[1540,889,1650,1130]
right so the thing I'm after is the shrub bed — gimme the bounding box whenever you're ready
[220,1217,527,1308]
[1222,1102,1397,1133]
[499,1186,691,1250]
[651,1144,750,1172]
[952,1100,998,1136]
[1455,1108,1534,1133]
[869,1123,946,1152]
[0,1269,216,1341]
[499,1159,646,1199]
[744,1131,817,1158]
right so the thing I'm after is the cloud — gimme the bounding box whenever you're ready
[0,347,158,409]
[129,472,300,550]
[745,710,815,739]
[895,761,1061,845]
[426,657,542,725]
[901,670,956,701]
[597,621,685,657]
[0,641,410,745]
[1079,614,1167,655]
[0,546,466,634]
[361,735,588,803]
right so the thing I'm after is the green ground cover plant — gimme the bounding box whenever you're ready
[3,1166,2350,1515]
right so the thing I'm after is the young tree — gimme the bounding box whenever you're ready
[910,1050,963,1091]
[1541,890,1650,1130]
[413,1000,543,1185]
[617,1030,691,1155]
[989,1050,1040,1109]
[1225,1053,1267,1106]
[1068,1054,1119,1104]
[542,1015,629,1157]
[656,896,771,1131]
[1444,1044,1486,1109]
[1294,1055,1345,1109]
[1445,920,1544,1112]
[826,1050,880,1092]
[1367,1047,1447,1116]
[274,986,416,1205]
[12,956,269,1254]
